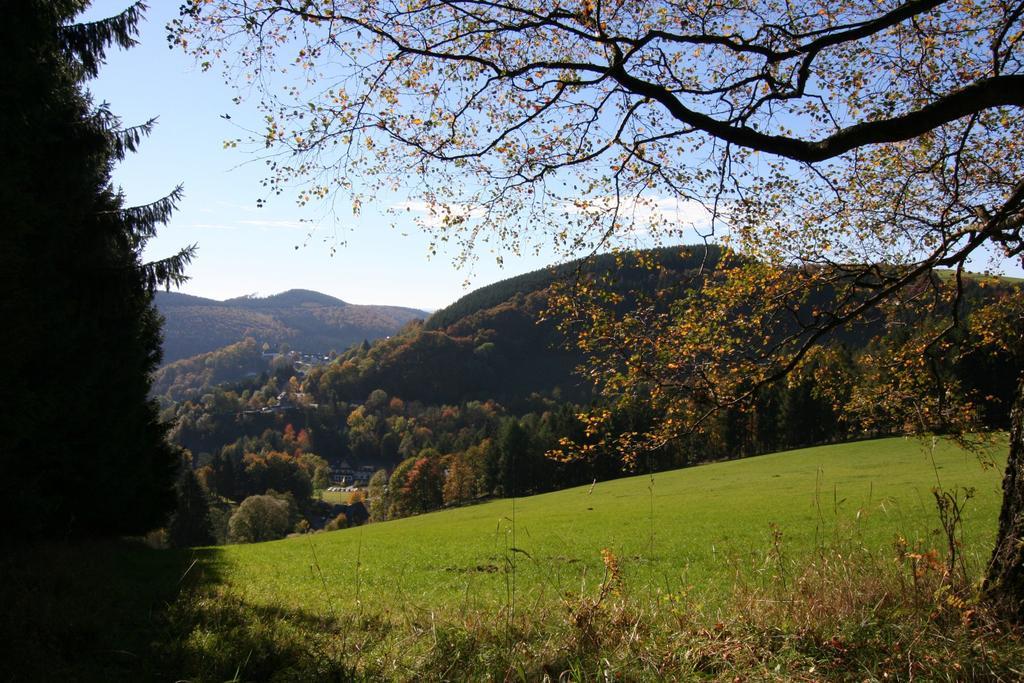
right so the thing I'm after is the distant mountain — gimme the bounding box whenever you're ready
[155,289,427,363]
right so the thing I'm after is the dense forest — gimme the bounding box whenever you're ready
[155,289,426,362]
[156,248,1022,546]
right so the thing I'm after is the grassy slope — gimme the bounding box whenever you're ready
[6,437,1014,681]
[218,436,1006,614]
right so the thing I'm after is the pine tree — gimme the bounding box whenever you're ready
[0,1,194,541]
[167,468,214,548]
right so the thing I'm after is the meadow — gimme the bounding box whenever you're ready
[319,489,358,505]
[217,436,1006,612]
[7,436,1023,681]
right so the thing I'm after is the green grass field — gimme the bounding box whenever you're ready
[214,436,1006,614]
[7,436,1016,681]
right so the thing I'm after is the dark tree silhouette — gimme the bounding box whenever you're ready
[168,468,214,548]
[1,1,194,541]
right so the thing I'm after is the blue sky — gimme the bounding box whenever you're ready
[81,1,560,311]
[81,2,1023,310]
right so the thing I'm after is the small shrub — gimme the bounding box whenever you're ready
[324,512,348,532]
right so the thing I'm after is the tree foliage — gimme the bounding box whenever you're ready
[227,494,291,544]
[176,0,1023,265]
[168,467,215,548]
[2,1,193,541]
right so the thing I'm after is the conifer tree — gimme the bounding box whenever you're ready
[0,1,194,540]
[167,468,214,548]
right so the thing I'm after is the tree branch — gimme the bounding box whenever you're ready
[609,70,1024,163]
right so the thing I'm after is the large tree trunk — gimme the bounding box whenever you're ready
[984,374,1024,623]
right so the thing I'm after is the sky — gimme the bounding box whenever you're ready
[81,2,1024,310]
[80,1,561,311]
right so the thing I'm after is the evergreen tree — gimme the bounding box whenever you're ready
[496,420,529,496]
[167,468,214,548]
[1,1,194,540]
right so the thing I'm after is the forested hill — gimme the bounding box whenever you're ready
[306,246,727,409]
[425,245,724,331]
[155,289,427,363]
[157,249,1022,411]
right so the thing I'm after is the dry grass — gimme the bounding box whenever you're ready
[152,536,1024,681]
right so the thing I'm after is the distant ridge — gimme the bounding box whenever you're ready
[155,289,427,363]
[223,289,349,308]
[425,245,723,331]
[158,289,349,308]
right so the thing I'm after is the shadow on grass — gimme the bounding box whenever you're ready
[0,538,225,681]
[159,592,395,681]
[0,539,384,681]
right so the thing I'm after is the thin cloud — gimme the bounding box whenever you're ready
[391,200,486,228]
[565,196,729,233]
[187,222,239,230]
[391,195,731,243]
[236,219,308,230]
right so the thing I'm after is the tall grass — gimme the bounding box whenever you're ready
[158,526,1024,680]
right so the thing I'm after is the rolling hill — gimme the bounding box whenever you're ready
[154,289,427,363]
